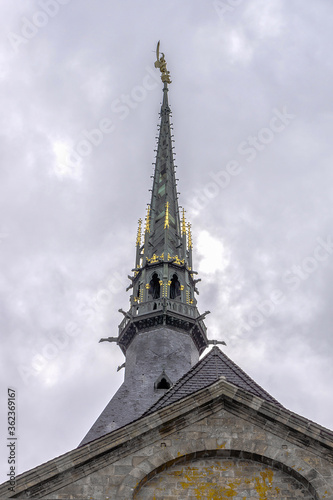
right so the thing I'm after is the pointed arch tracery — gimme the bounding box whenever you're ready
[149,272,160,299]
[169,273,181,299]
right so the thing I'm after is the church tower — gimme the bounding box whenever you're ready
[79,43,210,445]
[2,43,333,500]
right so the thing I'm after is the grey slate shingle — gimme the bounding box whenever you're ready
[144,346,283,416]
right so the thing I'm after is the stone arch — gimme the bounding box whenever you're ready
[132,450,320,499]
[169,273,181,299]
[136,282,141,302]
[147,269,162,282]
[117,447,325,499]
[148,272,161,299]
[154,370,172,391]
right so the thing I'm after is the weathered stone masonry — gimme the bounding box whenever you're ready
[5,378,333,499]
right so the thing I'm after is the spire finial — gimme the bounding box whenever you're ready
[136,219,142,246]
[145,205,151,233]
[154,41,172,84]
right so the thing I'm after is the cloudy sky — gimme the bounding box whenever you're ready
[1,0,333,483]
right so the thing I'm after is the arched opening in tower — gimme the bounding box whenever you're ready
[170,274,181,299]
[154,371,172,391]
[156,377,170,390]
[149,273,160,299]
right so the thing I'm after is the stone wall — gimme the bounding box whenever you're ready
[136,457,314,499]
[35,402,332,500]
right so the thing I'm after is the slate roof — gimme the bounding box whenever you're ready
[146,81,182,259]
[144,346,283,416]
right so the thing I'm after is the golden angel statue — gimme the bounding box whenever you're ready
[154,41,172,84]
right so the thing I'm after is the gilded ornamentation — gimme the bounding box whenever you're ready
[187,222,193,249]
[173,255,184,266]
[136,218,142,246]
[154,41,172,84]
[145,205,151,233]
[150,254,159,263]
[164,201,170,229]
[146,253,160,264]
[167,253,184,265]
[161,282,168,298]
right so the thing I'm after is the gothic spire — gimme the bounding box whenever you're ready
[144,81,182,261]
[84,44,212,444]
[117,42,209,356]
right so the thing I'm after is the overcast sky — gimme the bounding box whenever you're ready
[1,0,333,483]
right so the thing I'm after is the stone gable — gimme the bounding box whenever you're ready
[5,379,333,499]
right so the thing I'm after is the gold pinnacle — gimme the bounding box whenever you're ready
[187,222,193,249]
[145,205,151,233]
[181,208,186,236]
[136,219,142,246]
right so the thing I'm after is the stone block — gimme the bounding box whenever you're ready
[133,456,147,467]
